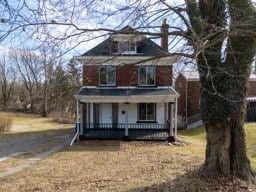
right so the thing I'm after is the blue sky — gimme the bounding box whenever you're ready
[0,0,255,61]
[0,0,186,59]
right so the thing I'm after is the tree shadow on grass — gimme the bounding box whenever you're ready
[127,169,255,192]
[68,139,122,152]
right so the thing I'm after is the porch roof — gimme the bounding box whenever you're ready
[77,86,179,103]
[247,97,256,102]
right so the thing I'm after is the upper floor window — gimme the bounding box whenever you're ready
[113,41,138,54]
[119,42,136,53]
[138,66,155,86]
[99,66,116,86]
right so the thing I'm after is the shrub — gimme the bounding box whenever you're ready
[49,111,74,124]
[0,113,14,133]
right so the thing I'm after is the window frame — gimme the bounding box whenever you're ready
[117,42,137,55]
[137,103,156,122]
[99,65,116,86]
[138,66,156,86]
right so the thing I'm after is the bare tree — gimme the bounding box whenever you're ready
[10,49,43,111]
[39,42,64,116]
[185,0,256,180]
[0,56,15,110]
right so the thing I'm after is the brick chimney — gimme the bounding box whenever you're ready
[161,18,169,51]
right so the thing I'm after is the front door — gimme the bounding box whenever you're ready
[101,104,112,125]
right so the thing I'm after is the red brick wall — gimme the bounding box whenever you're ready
[175,74,187,117]
[83,65,173,86]
[116,66,137,86]
[248,81,256,96]
[156,66,172,86]
[83,65,99,86]
[185,80,256,118]
[176,78,256,125]
[187,81,201,117]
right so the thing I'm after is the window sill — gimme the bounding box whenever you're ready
[113,52,142,55]
[137,85,157,87]
[98,85,116,87]
[136,121,158,124]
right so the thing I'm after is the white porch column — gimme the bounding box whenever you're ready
[125,103,129,137]
[170,103,174,136]
[76,97,81,136]
[79,103,83,135]
[175,98,178,138]
[76,97,79,122]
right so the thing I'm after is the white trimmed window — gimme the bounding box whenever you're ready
[138,66,155,86]
[138,103,156,121]
[99,66,116,86]
[118,42,137,54]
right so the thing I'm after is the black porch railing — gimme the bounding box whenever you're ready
[84,123,169,129]
[82,123,170,140]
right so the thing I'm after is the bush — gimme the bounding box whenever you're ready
[0,113,14,133]
[49,111,74,124]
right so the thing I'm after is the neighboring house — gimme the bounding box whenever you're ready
[175,71,256,129]
[74,21,179,140]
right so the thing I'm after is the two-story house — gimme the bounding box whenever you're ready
[175,70,256,129]
[74,21,179,141]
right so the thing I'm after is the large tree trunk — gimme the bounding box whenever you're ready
[186,0,256,181]
[201,69,254,180]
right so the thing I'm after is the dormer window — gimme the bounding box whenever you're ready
[112,41,138,54]
[118,42,137,54]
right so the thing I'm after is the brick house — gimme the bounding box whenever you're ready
[175,71,256,128]
[73,21,179,140]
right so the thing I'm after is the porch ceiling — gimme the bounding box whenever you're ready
[77,87,179,103]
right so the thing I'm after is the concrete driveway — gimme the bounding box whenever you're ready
[0,131,71,158]
[0,123,73,179]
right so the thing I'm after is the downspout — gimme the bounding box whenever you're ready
[185,80,188,127]
[175,97,178,138]
[70,96,80,146]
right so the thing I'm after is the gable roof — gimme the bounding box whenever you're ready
[81,26,168,57]
[180,71,256,81]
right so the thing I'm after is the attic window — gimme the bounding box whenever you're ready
[113,42,137,54]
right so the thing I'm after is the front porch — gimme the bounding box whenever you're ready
[247,97,256,122]
[75,87,179,141]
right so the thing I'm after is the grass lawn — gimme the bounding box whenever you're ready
[0,114,255,191]
[179,123,256,171]
[0,112,73,139]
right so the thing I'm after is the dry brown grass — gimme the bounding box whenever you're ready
[49,111,74,124]
[0,115,255,191]
[0,140,254,192]
[0,112,14,133]
[0,140,203,192]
